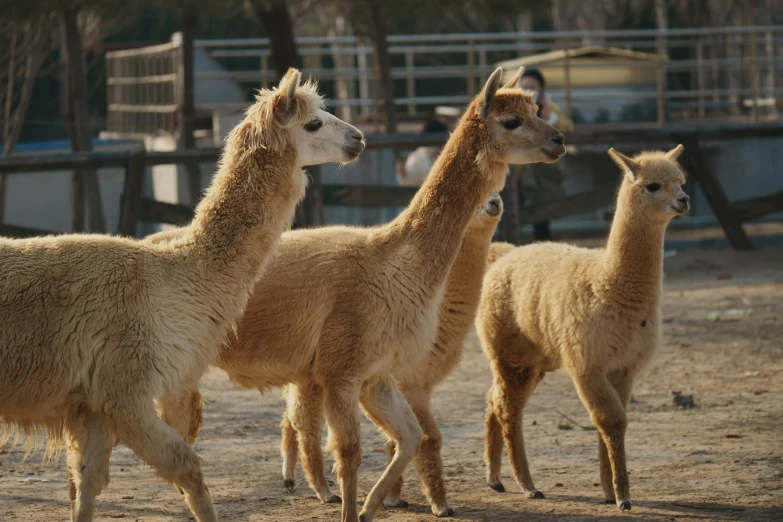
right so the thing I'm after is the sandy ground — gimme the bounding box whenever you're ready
[1,246,782,522]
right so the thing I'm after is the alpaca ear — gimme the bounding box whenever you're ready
[480,67,503,120]
[665,144,685,161]
[502,66,525,89]
[608,148,642,181]
[275,68,301,125]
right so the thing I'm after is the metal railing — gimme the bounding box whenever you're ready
[105,25,783,135]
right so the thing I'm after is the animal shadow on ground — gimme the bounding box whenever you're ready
[551,494,782,521]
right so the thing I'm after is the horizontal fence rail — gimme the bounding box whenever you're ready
[1,121,782,248]
[106,25,783,135]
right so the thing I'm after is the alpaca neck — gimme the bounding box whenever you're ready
[446,224,496,299]
[388,115,505,281]
[603,191,668,301]
[187,144,302,291]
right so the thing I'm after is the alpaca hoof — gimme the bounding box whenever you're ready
[433,505,455,517]
[526,490,545,499]
[283,479,296,492]
[488,481,505,493]
[384,498,409,508]
[321,493,341,504]
[618,500,632,511]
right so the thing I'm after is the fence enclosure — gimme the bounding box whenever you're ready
[106,26,783,137]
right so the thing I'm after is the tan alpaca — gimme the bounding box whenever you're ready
[477,146,690,511]
[280,193,505,517]
[161,67,566,522]
[486,241,515,265]
[0,69,364,522]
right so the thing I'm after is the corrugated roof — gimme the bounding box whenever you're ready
[495,45,668,68]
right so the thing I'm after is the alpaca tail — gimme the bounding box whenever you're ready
[1,418,65,463]
[487,242,516,266]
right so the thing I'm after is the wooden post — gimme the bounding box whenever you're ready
[118,150,146,237]
[261,54,269,88]
[696,40,705,119]
[467,39,476,97]
[499,167,522,245]
[405,50,415,116]
[357,44,371,118]
[750,30,759,122]
[673,134,752,250]
[563,45,572,121]
[178,12,201,206]
[306,164,323,226]
[656,58,665,126]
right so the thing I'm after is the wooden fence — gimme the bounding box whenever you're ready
[1,122,782,249]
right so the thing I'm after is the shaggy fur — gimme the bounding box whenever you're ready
[0,68,363,522]
[478,146,689,511]
[162,67,566,522]
[280,193,505,517]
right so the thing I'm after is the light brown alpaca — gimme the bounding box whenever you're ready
[162,67,566,522]
[0,68,364,522]
[280,193,505,517]
[477,146,690,511]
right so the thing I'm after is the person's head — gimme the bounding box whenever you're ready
[520,67,546,96]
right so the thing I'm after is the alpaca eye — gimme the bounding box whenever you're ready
[645,183,661,193]
[502,119,521,130]
[304,120,322,132]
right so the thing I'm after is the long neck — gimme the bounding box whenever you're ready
[602,188,668,304]
[185,137,303,293]
[444,222,496,304]
[385,112,506,280]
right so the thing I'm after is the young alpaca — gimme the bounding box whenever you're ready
[0,69,364,522]
[478,146,690,511]
[162,67,566,522]
[280,193,505,517]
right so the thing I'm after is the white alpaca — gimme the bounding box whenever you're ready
[0,68,364,522]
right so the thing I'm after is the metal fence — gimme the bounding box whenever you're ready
[106,25,783,135]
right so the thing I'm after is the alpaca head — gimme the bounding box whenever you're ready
[470,192,504,231]
[608,145,691,223]
[235,68,365,167]
[473,67,566,171]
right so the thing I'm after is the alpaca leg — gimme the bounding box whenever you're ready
[573,372,631,511]
[158,387,204,446]
[484,390,505,493]
[64,409,113,522]
[382,440,407,508]
[106,402,217,522]
[358,378,423,522]
[323,381,363,522]
[158,387,205,497]
[280,407,299,492]
[286,382,340,503]
[489,364,543,498]
[597,370,634,505]
[404,386,453,517]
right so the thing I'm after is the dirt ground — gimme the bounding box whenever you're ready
[2,246,782,522]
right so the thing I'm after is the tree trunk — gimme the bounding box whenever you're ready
[60,30,84,232]
[61,6,105,233]
[179,8,201,205]
[246,0,300,78]
[366,0,396,134]
[0,24,18,222]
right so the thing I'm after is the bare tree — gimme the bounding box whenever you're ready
[245,0,301,79]
[0,16,57,221]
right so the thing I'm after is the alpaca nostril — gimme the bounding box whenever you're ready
[551,134,565,146]
[679,195,690,204]
[350,130,363,142]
